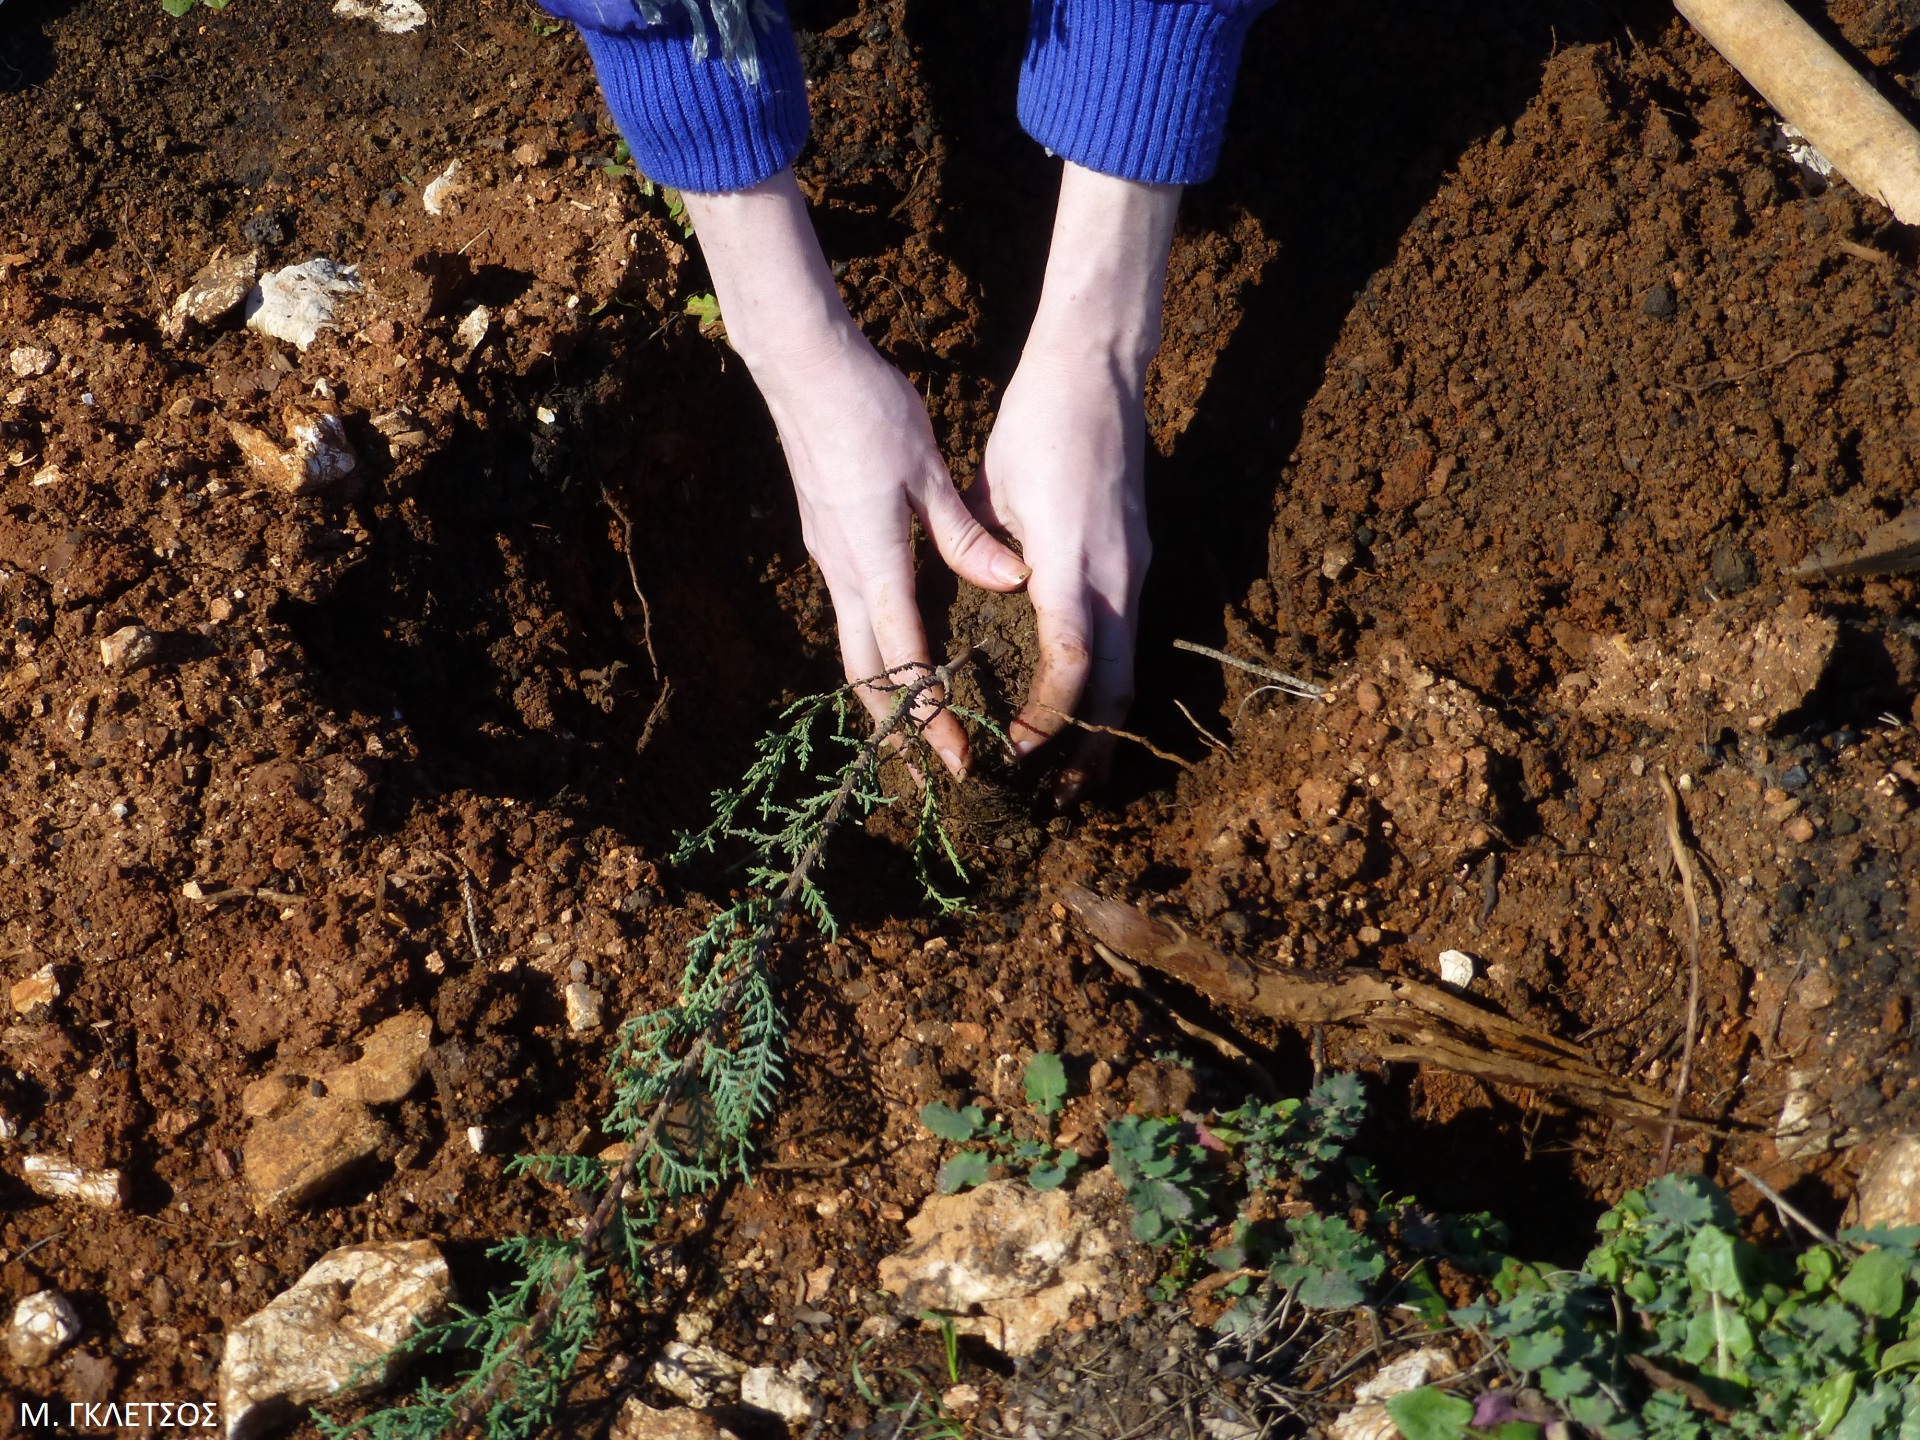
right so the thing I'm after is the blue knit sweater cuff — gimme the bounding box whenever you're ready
[1019,0,1268,185]
[576,15,809,194]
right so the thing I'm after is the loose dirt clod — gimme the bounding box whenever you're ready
[611,1401,741,1440]
[7,1290,81,1368]
[219,1241,450,1440]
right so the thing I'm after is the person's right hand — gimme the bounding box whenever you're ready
[682,172,1030,775]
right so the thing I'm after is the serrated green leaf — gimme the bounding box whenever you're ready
[1688,1226,1751,1300]
[1880,1336,1920,1373]
[1383,1385,1474,1440]
[1029,1160,1071,1191]
[936,1150,991,1193]
[1024,1052,1069,1114]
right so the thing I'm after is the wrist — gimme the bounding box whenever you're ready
[1023,163,1182,385]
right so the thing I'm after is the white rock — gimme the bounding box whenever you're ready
[1436,949,1477,989]
[8,1291,80,1367]
[100,624,157,671]
[1355,1346,1456,1402]
[421,160,466,218]
[29,464,62,487]
[650,1342,746,1408]
[219,1241,450,1440]
[21,1155,126,1209]
[876,1169,1133,1357]
[564,983,604,1033]
[740,1365,812,1423]
[7,346,54,378]
[244,259,363,351]
[453,305,491,351]
[1776,1068,1833,1159]
[228,409,358,497]
[465,1125,488,1154]
[332,0,427,32]
[1325,1407,1398,1440]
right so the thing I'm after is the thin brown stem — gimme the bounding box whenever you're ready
[1657,766,1703,1172]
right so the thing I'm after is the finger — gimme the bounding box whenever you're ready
[963,452,1010,535]
[860,554,969,779]
[1010,576,1093,757]
[916,471,1029,593]
[1055,602,1136,806]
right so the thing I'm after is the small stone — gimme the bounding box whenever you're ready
[453,305,491,351]
[10,964,58,1016]
[8,1291,81,1367]
[857,1314,902,1340]
[244,258,363,351]
[162,250,259,341]
[99,625,157,671]
[332,0,428,32]
[803,1263,836,1304]
[942,1384,981,1418]
[7,346,54,378]
[1437,949,1478,989]
[21,1155,126,1209]
[1354,680,1383,714]
[465,1125,488,1154]
[220,1242,450,1440]
[422,160,466,218]
[564,983,605,1033]
[512,141,551,168]
[228,409,359,497]
[650,1342,746,1408]
[1321,540,1356,582]
[610,1400,740,1440]
[169,395,209,419]
[241,1073,300,1120]
[242,1094,391,1211]
[740,1364,813,1423]
[1642,284,1677,319]
[1784,815,1817,844]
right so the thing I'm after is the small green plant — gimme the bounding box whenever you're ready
[1211,1070,1367,1186]
[920,1052,1080,1193]
[1105,1113,1215,1246]
[323,662,977,1440]
[1392,1173,1920,1440]
[852,1349,969,1440]
[161,0,229,15]
[922,1309,962,1384]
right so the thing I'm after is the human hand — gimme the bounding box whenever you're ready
[973,164,1181,802]
[682,173,1030,775]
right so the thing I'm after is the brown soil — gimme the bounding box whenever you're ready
[0,0,1917,1433]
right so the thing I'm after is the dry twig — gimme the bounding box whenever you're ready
[1035,703,1195,769]
[1172,639,1325,699]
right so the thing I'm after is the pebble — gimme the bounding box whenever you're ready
[564,983,605,1032]
[245,258,363,351]
[8,1291,80,1367]
[512,141,552,168]
[1851,1134,1920,1230]
[220,1242,449,1440]
[9,964,59,1016]
[651,1342,746,1408]
[1436,949,1478,989]
[99,624,157,671]
[1321,540,1356,581]
[7,345,54,378]
[1784,815,1817,843]
[162,249,258,341]
[22,1155,125,1209]
[453,305,491,351]
[466,1125,488,1154]
[740,1365,813,1423]
[242,1095,390,1211]
[228,409,359,497]
[332,0,428,32]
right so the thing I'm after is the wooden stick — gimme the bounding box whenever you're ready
[1676,0,1920,224]
[1657,767,1705,1172]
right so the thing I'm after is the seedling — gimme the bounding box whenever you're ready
[1105,1113,1214,1247]
[160,0,230,14]
[323,663,979,1440]
[1211,1070,1366,1186]
[920,1052,1080,1193]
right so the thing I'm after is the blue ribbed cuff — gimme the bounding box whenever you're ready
[577,14,810,194]
[1019,0,1267,185]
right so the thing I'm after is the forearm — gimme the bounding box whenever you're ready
[680,171,863,381]
[1023,163,1182,388]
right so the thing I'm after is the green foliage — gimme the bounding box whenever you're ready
[1212,1071,1366,1186]
[1441,1174,1920,1440]
[327,671,974,1440]
[161,0,229,15]
[1106,1114,1214,1247]
[1385,1387,1476,1440]
[1276,1211,1387,1309]
[684,292,723,336]
[918,1054,1081,1193]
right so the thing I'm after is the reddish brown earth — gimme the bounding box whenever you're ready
[0,0,1917,1433]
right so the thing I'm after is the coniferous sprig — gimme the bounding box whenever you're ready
[322,658,975,1440]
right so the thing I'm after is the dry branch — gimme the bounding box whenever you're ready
[1060,883,1673,1122]
[1676,0,1920,223]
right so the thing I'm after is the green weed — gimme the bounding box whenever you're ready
[161,0,230,15]
[920,1052,1081,1193]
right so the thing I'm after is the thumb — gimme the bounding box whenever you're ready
[918,473,1029,593]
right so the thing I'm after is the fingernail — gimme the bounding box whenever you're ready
[936,742,967,777]
[1054,770,1088,807]
[1012,735,1041,759]
[990,552,1031,587]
